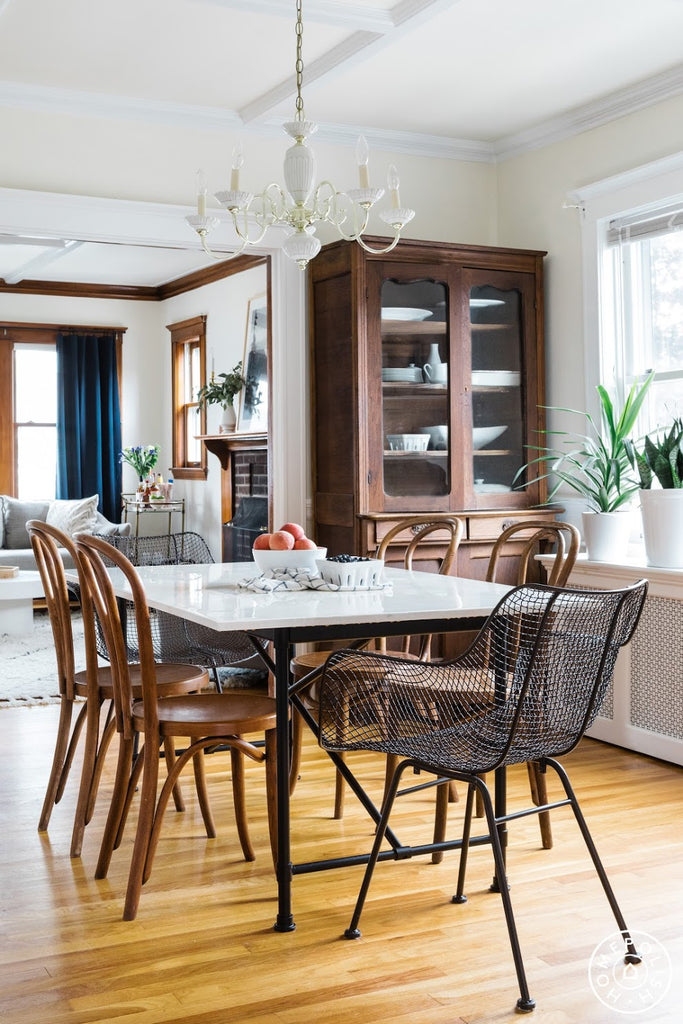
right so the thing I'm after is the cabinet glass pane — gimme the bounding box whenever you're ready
[381,278,449,497]
[470,284,524,496]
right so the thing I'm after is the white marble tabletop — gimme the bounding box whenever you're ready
[102,561,511,634]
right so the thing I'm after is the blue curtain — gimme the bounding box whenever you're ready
[56,332,122,522]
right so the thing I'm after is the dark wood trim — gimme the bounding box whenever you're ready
[157,254,267,300]
[197,432,268,472]
[0,252,269,302]
[1,321,127,336]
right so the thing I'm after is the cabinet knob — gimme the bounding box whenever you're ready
[502,519,516,532]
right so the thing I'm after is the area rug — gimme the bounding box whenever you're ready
[0,609,75,707]
[1,610,267,708]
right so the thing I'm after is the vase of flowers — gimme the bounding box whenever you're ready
[197,363,246,434]
[120,445,160,500]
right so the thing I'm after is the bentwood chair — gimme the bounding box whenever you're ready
[75,533,279,921]
[289,516,464,817]
[317,579,648,1013]
[100,532,263,687]
[28,520,209,859]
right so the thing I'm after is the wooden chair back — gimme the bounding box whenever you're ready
[375,516,464,658]
[486,520,580,588]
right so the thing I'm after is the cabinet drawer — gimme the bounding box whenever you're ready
[467,515,535,541]
[372,518,463,547]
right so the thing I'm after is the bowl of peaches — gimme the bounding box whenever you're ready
[252,522,326,573]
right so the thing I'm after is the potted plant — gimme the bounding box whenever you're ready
[633,417,683,567]
[516,372,653,561]
[196,362,246,433]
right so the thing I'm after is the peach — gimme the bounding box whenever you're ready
[269,530,295,550]
[253,533,271,550]
[280,521,306,541]
[293,537,316,550]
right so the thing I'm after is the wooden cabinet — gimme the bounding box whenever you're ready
[309,237,552,583]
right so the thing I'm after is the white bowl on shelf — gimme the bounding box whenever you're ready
[386,433,430,451]
[419,425,448,450]
[472,425,508,449]
[316,557,384,588]
[252,547,327,573]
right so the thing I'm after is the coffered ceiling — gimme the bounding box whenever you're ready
[2,0,683,288]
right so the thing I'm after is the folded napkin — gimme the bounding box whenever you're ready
[238,568,392,594]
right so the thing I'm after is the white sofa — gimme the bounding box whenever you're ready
[0,494,131,571]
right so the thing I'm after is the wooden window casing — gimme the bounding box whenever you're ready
[0,322,124,496]
[168,315,208,480]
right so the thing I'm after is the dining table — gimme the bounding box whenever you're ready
[99,559,511,931]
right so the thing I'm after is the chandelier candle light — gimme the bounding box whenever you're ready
[186,0,415,269]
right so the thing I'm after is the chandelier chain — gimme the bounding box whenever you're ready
[295,0,304,120]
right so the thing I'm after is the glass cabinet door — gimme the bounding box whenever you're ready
[380,276,451,500]
[468,271,527,500]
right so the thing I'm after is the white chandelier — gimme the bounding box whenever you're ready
[186,0,415,270]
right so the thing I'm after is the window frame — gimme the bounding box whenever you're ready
[168,314,208,481]
[0,322,124,496]
[571,152,683,427]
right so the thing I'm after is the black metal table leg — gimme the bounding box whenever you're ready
[272,630,295,931]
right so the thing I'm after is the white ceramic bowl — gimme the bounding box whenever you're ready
[316,557,384,588]
[252,546,327,573]
[419,425,448,450]
[472,425,508,449]
[386,433,430,452]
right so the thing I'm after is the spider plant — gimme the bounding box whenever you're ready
[514,371,654,512]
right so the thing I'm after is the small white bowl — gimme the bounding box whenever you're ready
[472,425,508,450]
[419,425,448,450]
[252,547,327,574]
[386,433,430,452]
[316,558,384,588]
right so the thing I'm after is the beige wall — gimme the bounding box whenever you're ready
[2,93,683,535]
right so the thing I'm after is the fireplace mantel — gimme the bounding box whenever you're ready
[197,432,268,472]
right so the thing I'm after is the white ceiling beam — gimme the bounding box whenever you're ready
[3,238,84,285]
[236,0,465,123]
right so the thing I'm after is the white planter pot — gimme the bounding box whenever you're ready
[639,488,683,568]
[581,510,633,563]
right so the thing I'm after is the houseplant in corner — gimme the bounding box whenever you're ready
[196,362,246,433]
[515,372,653,561]
[633,417,683,567]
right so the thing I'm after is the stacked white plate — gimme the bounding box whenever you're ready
[382,367,424,383]
[471,370,521,386]
[381,307,432,321]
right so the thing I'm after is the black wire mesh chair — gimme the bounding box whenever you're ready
[317,579,648,1013]
[94,532,263,687]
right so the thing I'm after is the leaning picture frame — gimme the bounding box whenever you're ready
[237,293,268,433]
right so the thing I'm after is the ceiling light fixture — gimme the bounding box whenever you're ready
[186,0,415,270]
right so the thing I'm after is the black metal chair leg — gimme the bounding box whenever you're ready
[452,782,476,904]
[344,761,408,940]
[547,758,640,964]
[477,780,535,1013]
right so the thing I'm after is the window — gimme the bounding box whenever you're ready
[15,344,57,499]
[600,200,683,434]
[168,315,207,480]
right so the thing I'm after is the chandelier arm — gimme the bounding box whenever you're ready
[230,206,271,246]
[198,231,250,262]
[352,231,404,256]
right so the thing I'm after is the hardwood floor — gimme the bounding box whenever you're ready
[1,704,682,1024]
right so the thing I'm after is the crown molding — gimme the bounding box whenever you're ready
[495,63,683,161]
[1,60,682,166]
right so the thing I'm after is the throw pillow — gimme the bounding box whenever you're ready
[2,496,51,549]
[46,495,99,538]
